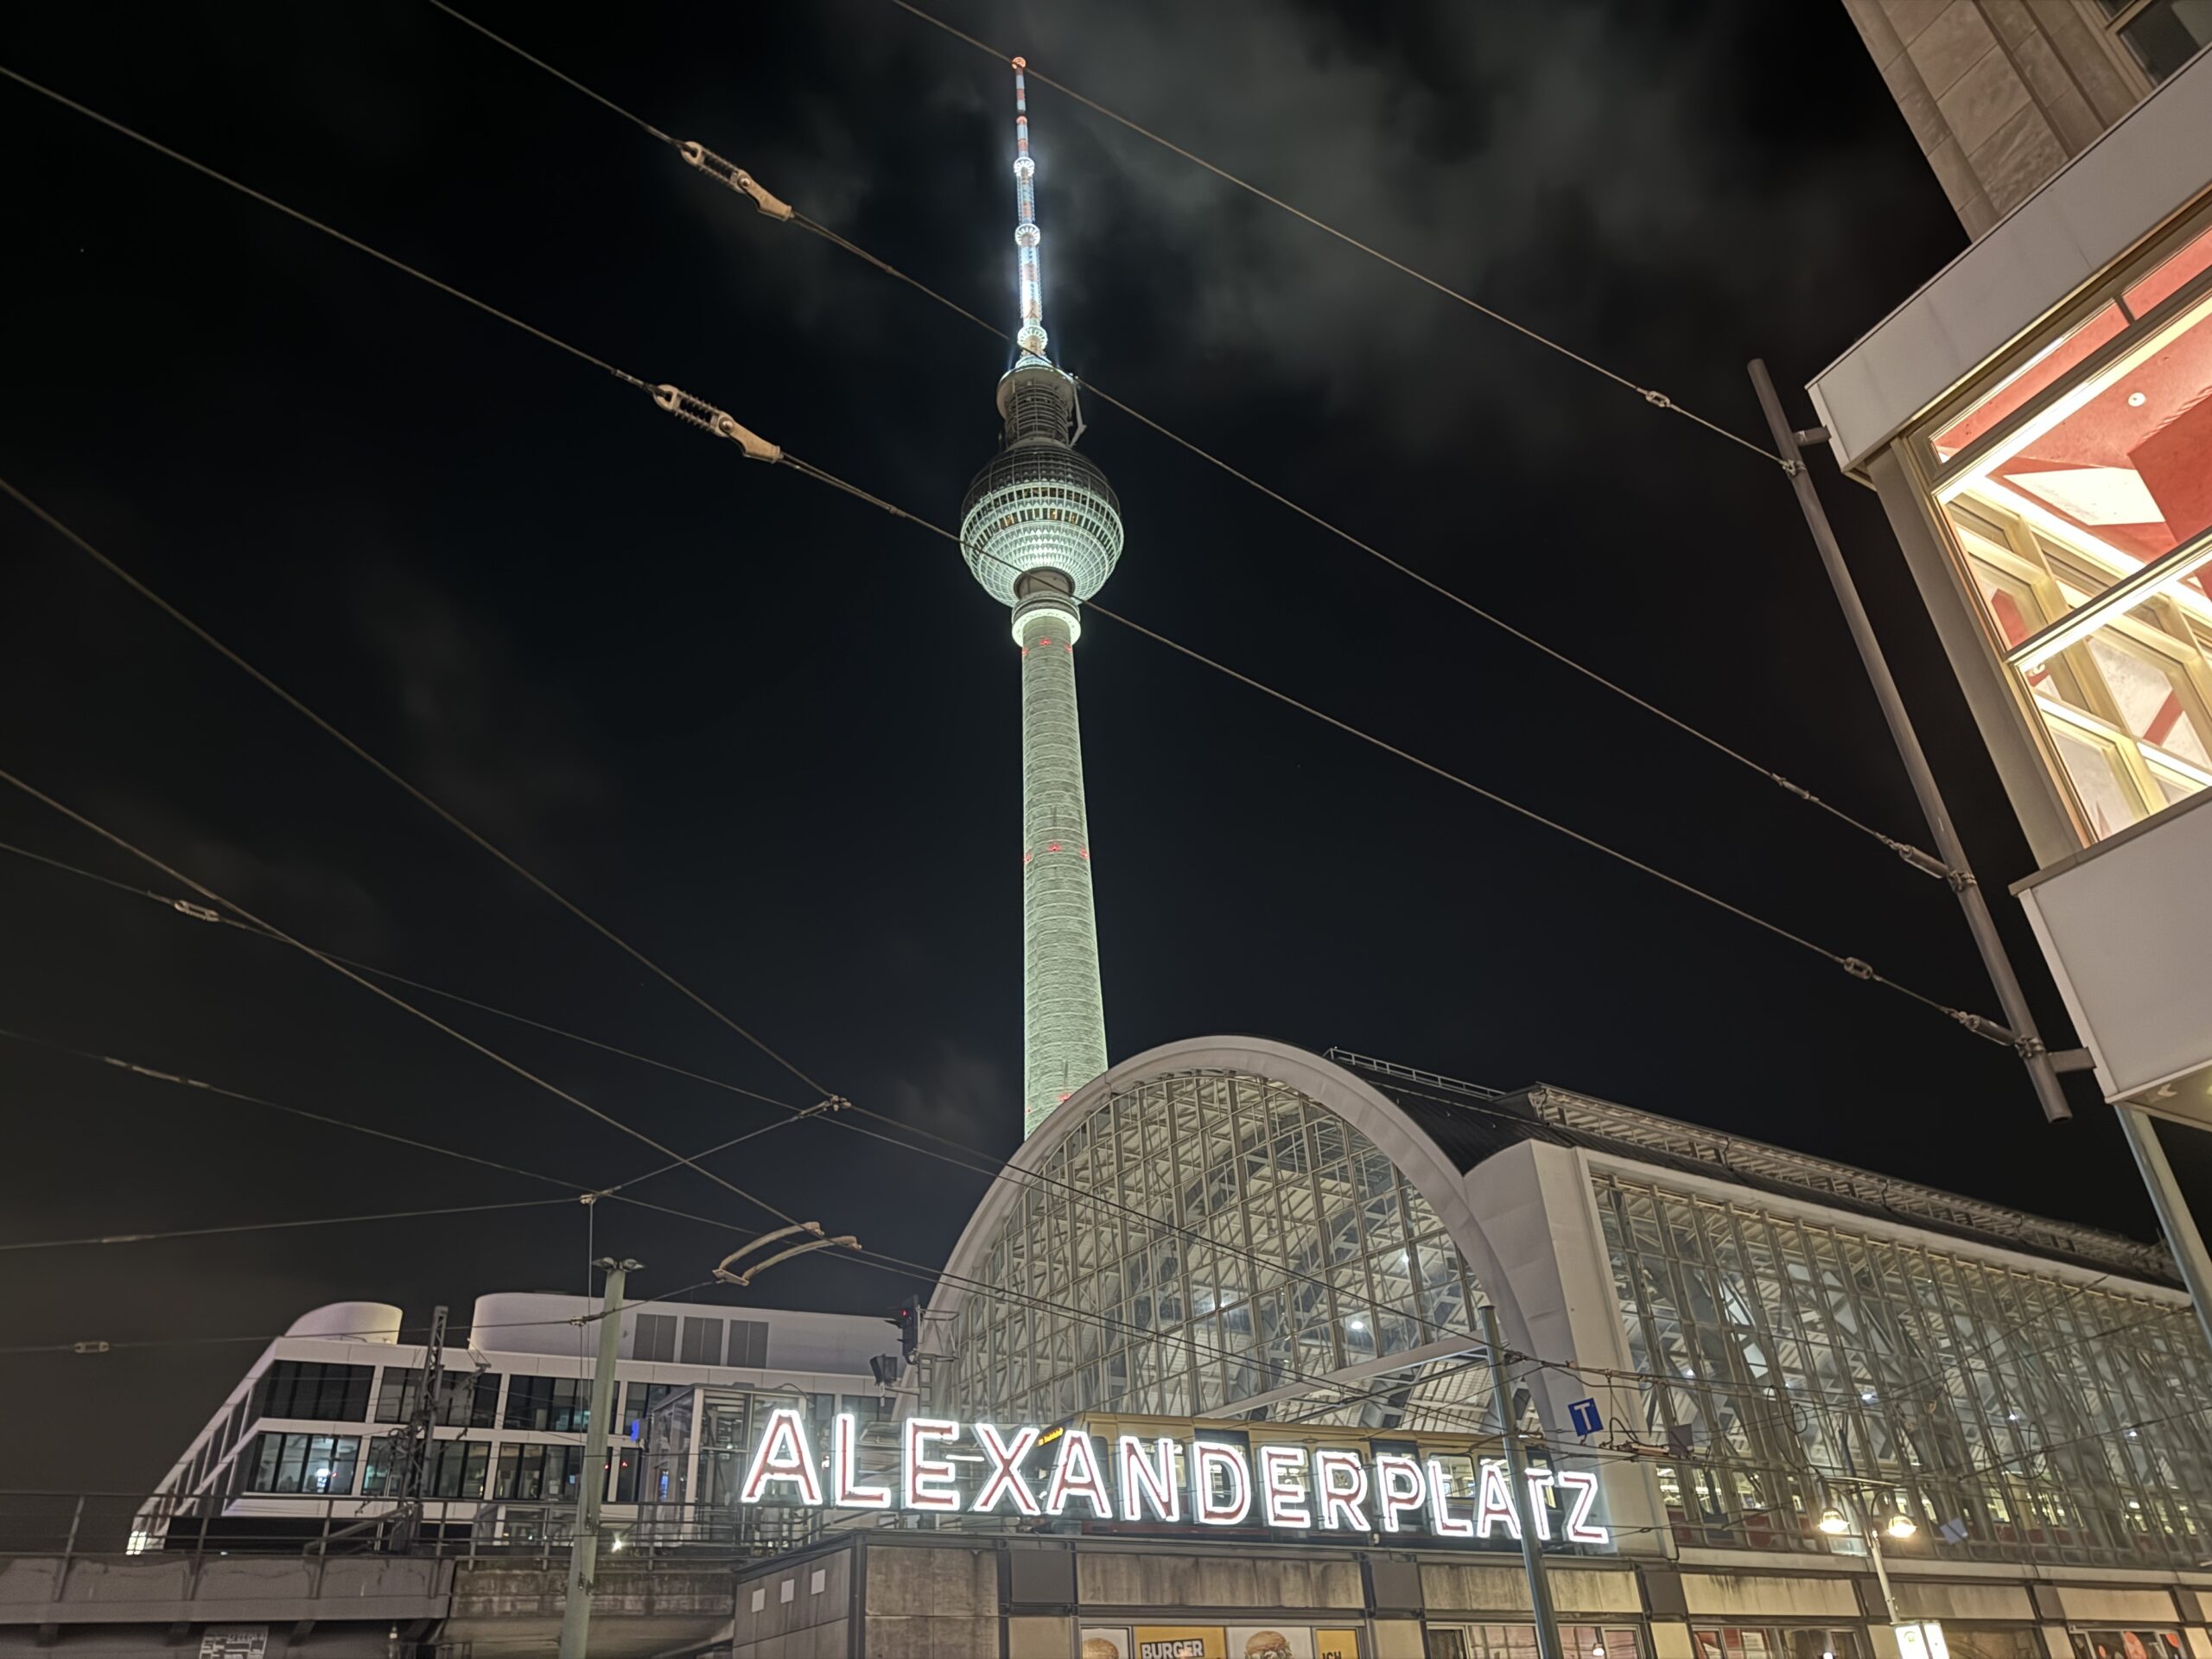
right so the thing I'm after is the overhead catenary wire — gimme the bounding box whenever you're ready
[880,0,1789,471]
[16,966,2171,1446]
[0,1020,1517,1440]
[0,1021,809,1221]
[0,835,1489,1352]
[0,766,803,1232]
[3,830,2079,1383]
[418,0,1942,878]
[4,1019,2189,1497]
[6,61,2018,1077]
[2,55,2021,1236]
[0,68,828,1107]
[780,451,2001,1033]
[0,1197,578,1256]
[0,834,807,1117]
[11,831,2145,1418]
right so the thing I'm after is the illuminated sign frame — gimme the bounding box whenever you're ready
[736,1414,1609,1546]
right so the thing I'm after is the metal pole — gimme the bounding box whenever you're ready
[1749,359,2212,1351]
[1857,1494,1901,1625]
[1481,1306,1564,1659]
[1748,359,2072,1123]
[558,1258,636,1659]
[2119,1109,2212,1347]
[1836,1442,1899,1624]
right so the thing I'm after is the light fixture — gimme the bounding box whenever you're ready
[1817,1505,1849,1535]
[610,1534,626,1552]
[2129,391,2147,407]
[1592,1644,1606,1657]
[1886,1511,1919,1540]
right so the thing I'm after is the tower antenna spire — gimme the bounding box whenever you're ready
[1011,56,1048,359]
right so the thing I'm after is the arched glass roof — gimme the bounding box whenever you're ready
[930,1062,1507,1433]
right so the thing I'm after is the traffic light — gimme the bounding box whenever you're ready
[886,1294,923,1362]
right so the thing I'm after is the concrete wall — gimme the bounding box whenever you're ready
[734,1547,853,1659]
[1075,1549,1364,1613]
[1420,1560,1642,1616]
[865,1540,998,1659]
[0,1551,448,1629]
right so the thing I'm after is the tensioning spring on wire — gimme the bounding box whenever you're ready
[677,142,791,220]
[651,385,782,461]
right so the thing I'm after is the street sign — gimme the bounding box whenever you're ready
[1567,1398,1602,1436]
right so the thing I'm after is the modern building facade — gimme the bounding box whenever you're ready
[874,1039,2212,1658]
[130,1292,891,1554]
[1813,30,2212,1130]
[120,1041,2212,1659]
[957,60,1126,1136]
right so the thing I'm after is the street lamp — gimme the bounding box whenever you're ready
[1886,1511,1919,1540]
[1816,1505,1850,1535]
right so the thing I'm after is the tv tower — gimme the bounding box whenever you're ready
[958,58,1125,1138]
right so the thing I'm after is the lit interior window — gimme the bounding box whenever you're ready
[1929,256,2212,843]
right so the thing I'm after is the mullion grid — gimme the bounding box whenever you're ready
[1591,1171,2212,1569]
[940,1067,1495,1427]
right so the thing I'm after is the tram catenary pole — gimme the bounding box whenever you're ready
[1482,1305,1563,1659]
[1747,359,2212,1359]
[558,1257,639,1659]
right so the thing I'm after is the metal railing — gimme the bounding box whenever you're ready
[0,1491,823,1565]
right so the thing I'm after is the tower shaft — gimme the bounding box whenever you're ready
[1019,606,1106,1135]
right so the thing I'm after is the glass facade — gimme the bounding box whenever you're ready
[241,1430,361,1494]
[493,1442,586,1501]
[251,1360,372,1423]
[372,1366,500,1427]
[360,1436,491,1498]
[935,1067,1498,1428]
[1429,1627,1637,1659]
[2071,1632,2186,1659]
[1922,206,2212,842]
[1592,1171,2212,1569]
[504,1375,593,1433]
[1691,1630,1866,1659]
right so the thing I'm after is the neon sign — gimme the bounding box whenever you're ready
[738,1409,1607,1545]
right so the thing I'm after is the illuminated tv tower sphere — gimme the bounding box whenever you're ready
[958,58,1125,1138]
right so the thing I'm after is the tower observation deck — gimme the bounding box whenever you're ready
[957,59,1125,1138]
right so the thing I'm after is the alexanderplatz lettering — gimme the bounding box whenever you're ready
[739,1408,1608,1546]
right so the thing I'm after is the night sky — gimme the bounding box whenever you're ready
[4,0,2204,1497]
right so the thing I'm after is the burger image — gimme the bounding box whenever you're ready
[1245,1634,1293,1658]
[1084,1638,1123,1659]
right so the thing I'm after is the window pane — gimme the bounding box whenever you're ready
[2117,0,2212,81]
[2128,221,2212,317]
[1932,304,2127,463]
[1942,289,2212,597]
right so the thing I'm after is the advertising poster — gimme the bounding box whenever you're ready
[1135,1627,1229,1659]
[1315,1632,1361,1659]
[1084,1631,1133,1659]
[1229,1630,1315,1659]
